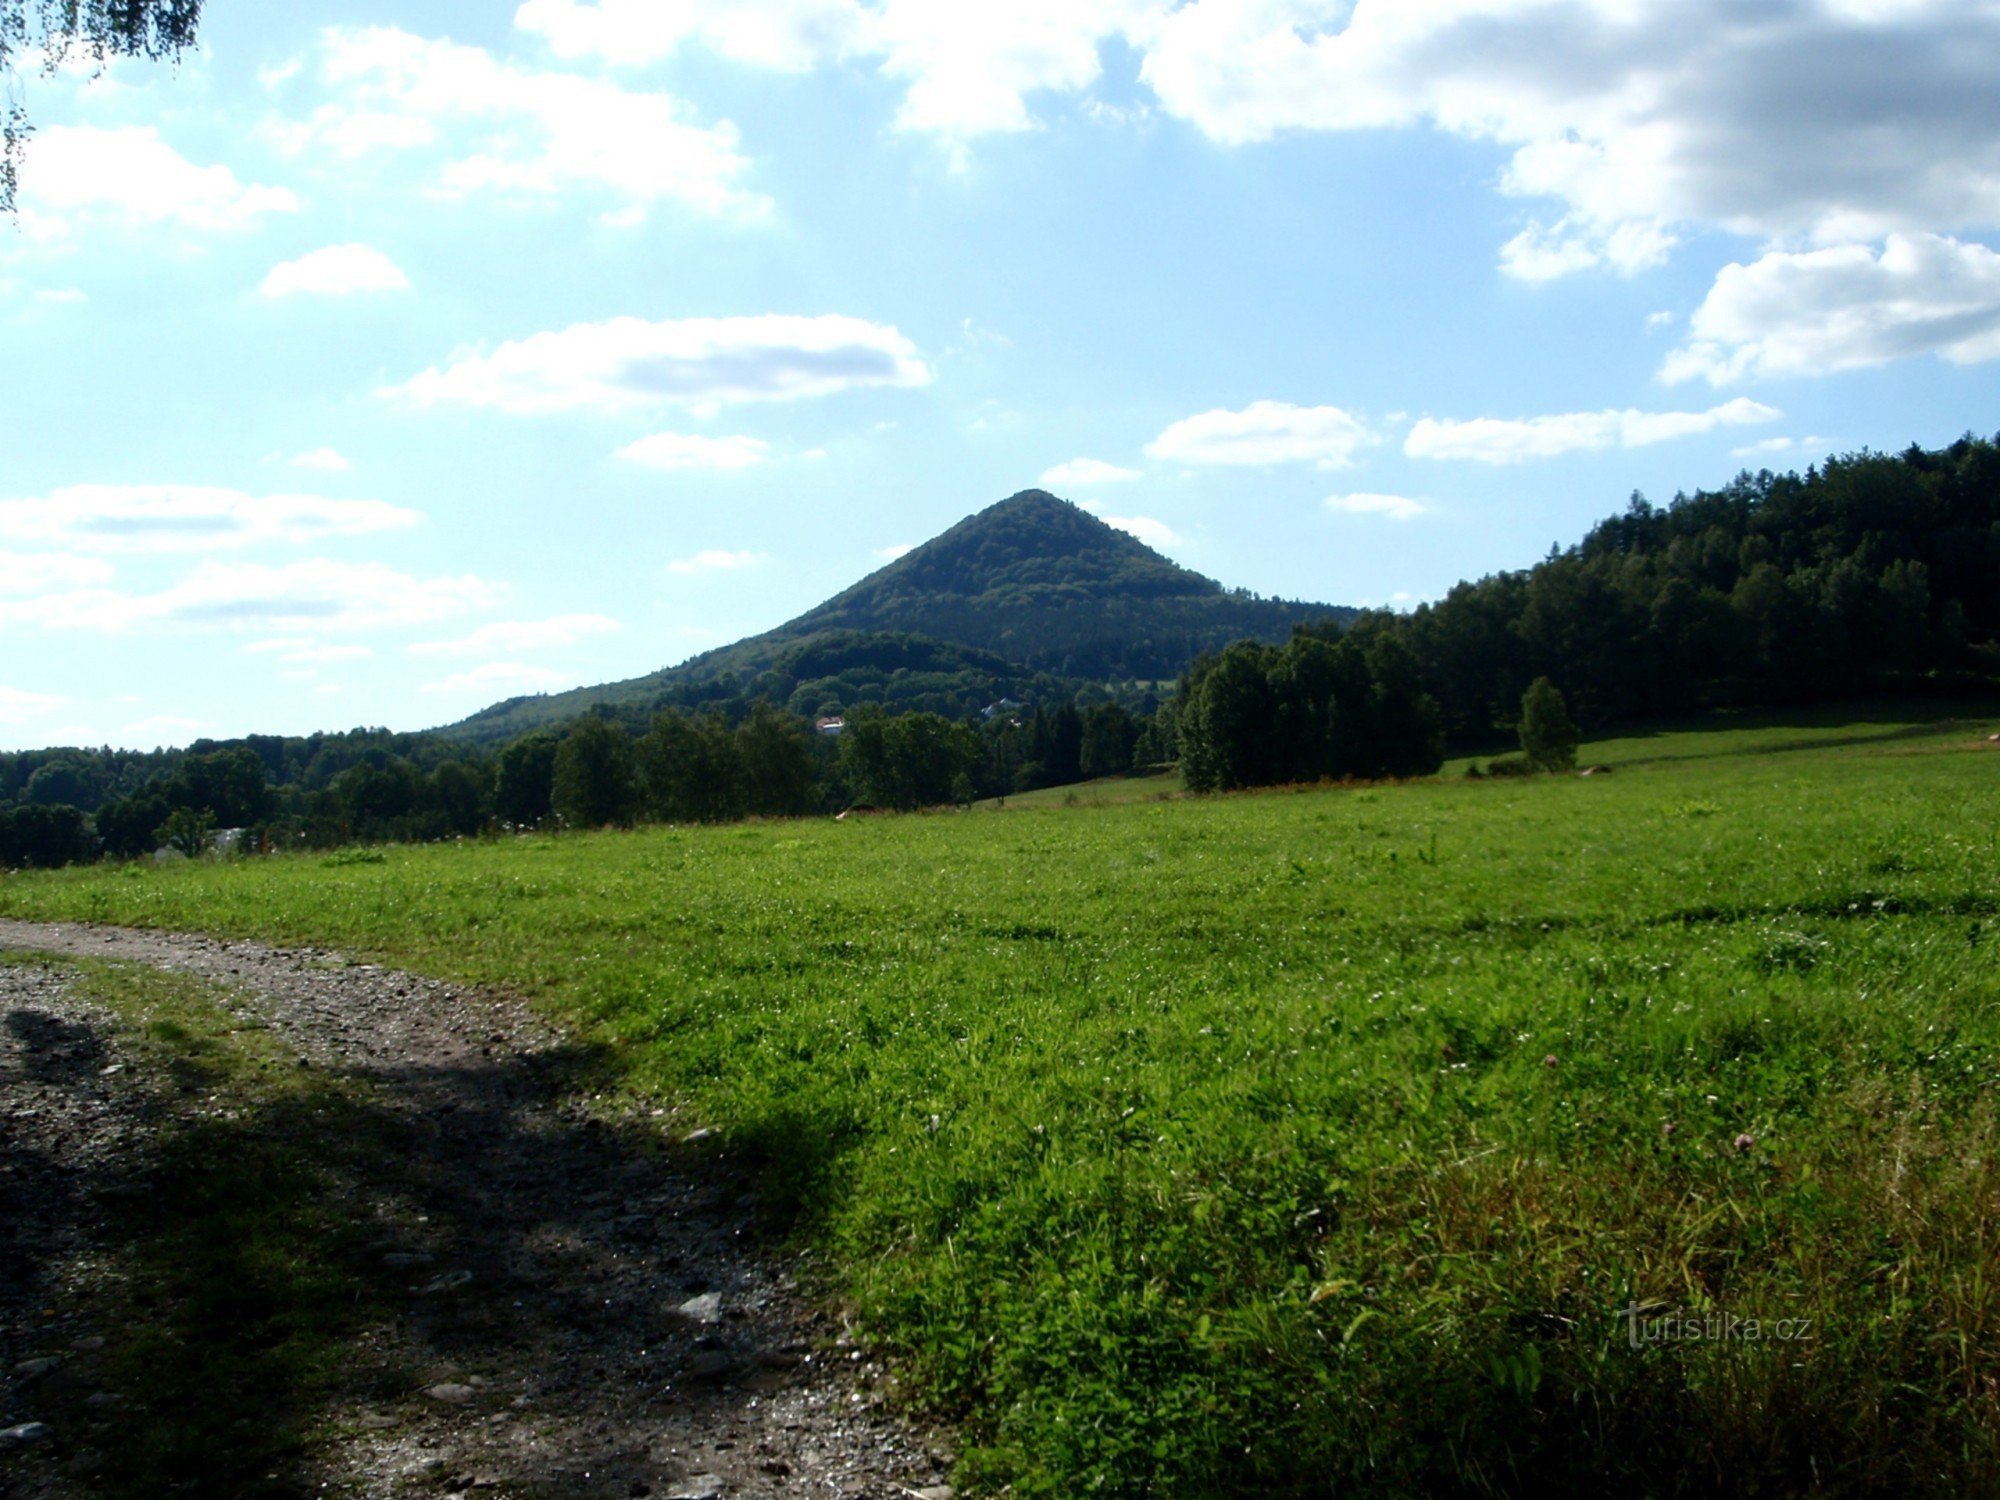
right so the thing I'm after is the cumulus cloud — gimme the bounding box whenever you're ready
[1099,513,1180,548]
[516,0,1153,146]
[1040,457,1141,487]
[0,485,420,553]
[501,2,2000,276]
[1731,434,1829,460]
[420,661,579,695]
[667,548,765,574]
[408,614,621,656]
[875,542,916,560]
[1406,398,1780,464]
[270,26,766,221]
[1146,401,1374,468]
[245,638,375,664]
[0,560,499,634]
[15,124,300,238]
[0,685,68,725]
[617,433,772,471]
[1139,1,2000,279]
[260,243,411,297]
[289,448,354,473]
[1663,233,2000,385]
[388,313,930,415]
[1325,492,1429,521]
[0,551,115,594]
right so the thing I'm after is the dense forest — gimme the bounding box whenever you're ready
[1171,435,2000,790]
[3,435,1997,866]
[1399,438,1998,739]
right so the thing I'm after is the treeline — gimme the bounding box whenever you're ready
[1171,434,2000,791]
[1176,622,1445,791]
[0,695,1172,869]
[1392,437,2000,741]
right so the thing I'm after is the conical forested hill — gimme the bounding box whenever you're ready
[779,489,1346,677]
[439,489,1351,741]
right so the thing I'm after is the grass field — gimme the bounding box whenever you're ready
[6,704,2000,1495]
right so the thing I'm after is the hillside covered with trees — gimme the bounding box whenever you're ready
[442,490,1352,743]
[1172,435,2000,790]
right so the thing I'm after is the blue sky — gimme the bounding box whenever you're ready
[3,0,1998,751]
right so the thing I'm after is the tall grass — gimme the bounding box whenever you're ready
[5,709,1999,1494]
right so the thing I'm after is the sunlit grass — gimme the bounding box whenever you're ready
[5,704,2000,1494]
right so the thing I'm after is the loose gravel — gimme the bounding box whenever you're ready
[0,919,954,1500]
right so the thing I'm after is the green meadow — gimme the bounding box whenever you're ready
[6,705,2000,1495]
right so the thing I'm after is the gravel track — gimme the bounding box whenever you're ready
[0,920,952,1500]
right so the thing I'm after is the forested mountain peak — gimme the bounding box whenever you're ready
[438,488,1353,740]
[787,489,1242,630]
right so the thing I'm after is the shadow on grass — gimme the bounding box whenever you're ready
[8,1015,862,1500]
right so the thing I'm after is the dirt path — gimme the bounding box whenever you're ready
[0,920,953,1500]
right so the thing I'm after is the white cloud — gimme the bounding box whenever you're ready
[245,638,375,664]
[1732,434,1829,459]
[32,288,87,307]
[503,2,2000,275]
[1099,513,1179,548]
[667,548,765,574]
[16,125,300,238]
[617,432,771,471]
[516,0,1153,147]
[1146,401,1374,468]
[1663,233,2000,385]
[272,26,766,222]
[0,552,115,595]
[0,561,499,634]
[867,1,1156,145]
[389,313,930,415]
[421,661,579,695]
[0,485,420,553]
[289,448,354,473]
[260,243,411,298]
[1040,457,1141,487]
[1406,398,1780,464]
[1138,1,2000,279]
[408,614,621,656]
[0,685,68,726]
[875,542,916,560]
[1325,492,1429,521]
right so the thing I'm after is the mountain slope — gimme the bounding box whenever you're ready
[440,490,1352,741]
[783,489,1339,674]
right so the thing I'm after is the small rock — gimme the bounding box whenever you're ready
[419,1270,474,1295]
[382,1252,436,1269]
[687,1351,736,1380]
[84,1391,124,1409]
[424,1383,476,1404]
[683,1127,716,1144]
[0,1422,52,1449]
[912,1488,955,1500]
[676,1292,724,1323]
[71,1337,106,1353]
[13,1356,60,1379]
[666,1476,725,1500]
